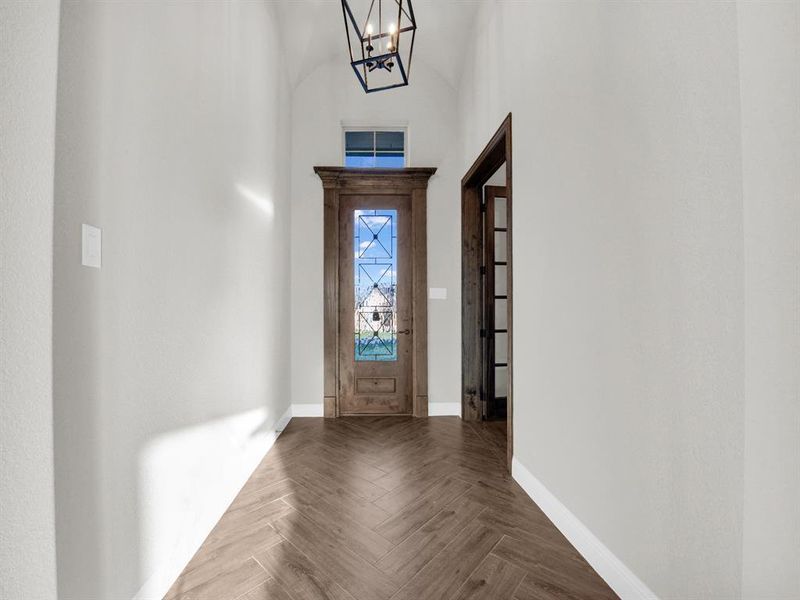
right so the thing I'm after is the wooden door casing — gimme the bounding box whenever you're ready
[338,195,412,415]
[460,114,513,470]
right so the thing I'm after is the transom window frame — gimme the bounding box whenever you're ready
[342,124,410,168]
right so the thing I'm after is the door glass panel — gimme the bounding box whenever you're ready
[495,365,508,397]
[354,209,398,361]
[495,332,508,363]
[495,265,508,296]
[494,231,507,263]
[494,197,507,228]
[495,297,508,330]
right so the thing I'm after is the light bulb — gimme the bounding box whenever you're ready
[366,23,374,35]
[388,23,397,34]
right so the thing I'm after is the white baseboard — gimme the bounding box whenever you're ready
[275,405,293,431]
[290,403,324,417]
[428,402,461,416]
[511,457,658,600]
[134,405,292,600]
[289,403,461,417]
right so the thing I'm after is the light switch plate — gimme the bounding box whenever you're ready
[82,224,101,269]
[429,287,447,300]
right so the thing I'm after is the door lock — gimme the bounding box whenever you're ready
[398,329,411,335]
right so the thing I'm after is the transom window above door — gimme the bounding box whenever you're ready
[344,129,406,168]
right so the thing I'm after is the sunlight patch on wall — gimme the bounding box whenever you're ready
[236,183,275,221]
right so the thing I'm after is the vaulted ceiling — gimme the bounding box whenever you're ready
[275,0,482,90]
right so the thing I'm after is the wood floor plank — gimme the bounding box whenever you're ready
[230,477,299,513]
[452,554,526,600]
[389,520,504,600]
[169,501,285,598]
[165,557,268,600]
[236,577,295,600]
[493,535,618,599]
[281,487,395,563]
[463,479,545,518]
[468,420,508,468]
[449,462,517,493]
[272,510,400,599]
[290,449,391,502]
[255,539,356,600]
[285,464,391,529]
[376,493,486,582]
[372,463,453,514]
[375,476,472,543]
[203,498,292,551]
[298,441,390,483]
[180,516,283,582]
[311,430,389,466]
[240,460,295,488]
[167,418,618,600]
[513,573,596,600]
[372,450,453,496]
[477,507,575,553]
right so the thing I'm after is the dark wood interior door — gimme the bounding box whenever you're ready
[483,185,509,420]
[338,194,412,415]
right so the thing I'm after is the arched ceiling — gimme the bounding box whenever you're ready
[275,0,482,90]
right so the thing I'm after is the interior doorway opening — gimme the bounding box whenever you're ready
[482,171,509,422]
[461,115,513,471]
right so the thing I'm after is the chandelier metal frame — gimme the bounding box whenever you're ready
[340,0,417,93]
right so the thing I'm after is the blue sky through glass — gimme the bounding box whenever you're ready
[345,130,405,168]
[345,154,405,168]
[354,209,398,361]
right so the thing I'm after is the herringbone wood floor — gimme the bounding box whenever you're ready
[166,417,618,600]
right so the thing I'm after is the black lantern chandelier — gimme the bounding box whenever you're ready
[340,0,417,93]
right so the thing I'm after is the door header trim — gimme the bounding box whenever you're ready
[314,167,436,189]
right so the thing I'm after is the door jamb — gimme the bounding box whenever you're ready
[316,167,436,418]
[460,114,513,471]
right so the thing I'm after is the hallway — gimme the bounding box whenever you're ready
[167,417,616,600]
[4,2,799,599]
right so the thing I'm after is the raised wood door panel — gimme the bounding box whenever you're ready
[338,194,413,415]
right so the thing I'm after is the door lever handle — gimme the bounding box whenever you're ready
[398,329,411,335]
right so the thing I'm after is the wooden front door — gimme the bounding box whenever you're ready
[338,194,413,415]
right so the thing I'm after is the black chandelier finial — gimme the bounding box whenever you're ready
[341,0,417,93]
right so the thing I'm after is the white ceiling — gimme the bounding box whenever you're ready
[275,0,482,89]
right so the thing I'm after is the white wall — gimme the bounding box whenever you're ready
[52,2,292,598]
[739,2,800,598]
[5,3,795,599]
[459,2,751,597]
[0,2,61,599]
[289,59,462,410]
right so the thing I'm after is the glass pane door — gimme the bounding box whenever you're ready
[353,209,398,361]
